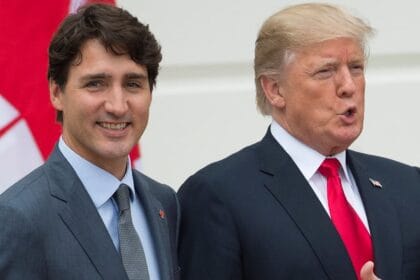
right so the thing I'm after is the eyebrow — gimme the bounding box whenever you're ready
[313,58,338,67]
[79,73,111,83]
[125,73,148,80]
[312,57,364,69]
[79,72,148,83]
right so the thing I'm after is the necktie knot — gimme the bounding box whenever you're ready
[114,184,131,213]
[319,158,341,179]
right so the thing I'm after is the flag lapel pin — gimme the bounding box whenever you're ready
[369,178,382,188]
[159,209,165,219]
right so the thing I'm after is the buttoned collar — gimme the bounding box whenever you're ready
[270,121,351,181]
[58,137,135,208]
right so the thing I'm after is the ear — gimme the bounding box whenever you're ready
[260,75,286,109]
[49,80,64,111]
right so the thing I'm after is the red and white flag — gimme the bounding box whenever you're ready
[0,0,140,192]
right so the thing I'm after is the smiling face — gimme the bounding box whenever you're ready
[50,39,152,178]
[267,38,366,155]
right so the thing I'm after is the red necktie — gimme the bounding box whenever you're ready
[319,158,373,279]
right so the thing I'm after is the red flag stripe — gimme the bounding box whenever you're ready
[0,116,22,138]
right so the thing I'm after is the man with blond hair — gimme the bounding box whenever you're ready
[178,3,420,280]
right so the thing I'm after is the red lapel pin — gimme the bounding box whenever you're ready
[159,209,165,219]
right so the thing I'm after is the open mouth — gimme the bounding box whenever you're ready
[98,122,129,130]
[338,106,356,117]
[344,107,356,117]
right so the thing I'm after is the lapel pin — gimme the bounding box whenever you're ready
[159,209,165,219]
[369,178,382,188]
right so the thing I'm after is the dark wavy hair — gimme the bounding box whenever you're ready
[48,3,162,122]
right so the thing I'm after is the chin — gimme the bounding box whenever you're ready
[339,126,362,142]
[329,135,360,154]
[97,143,133,159]
[334,137,358,153]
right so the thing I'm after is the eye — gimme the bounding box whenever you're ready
[125,79,149,92]
[126,81,141,89]
[350,64,364,75]
[85,80,105,90]
[313,68,334,79]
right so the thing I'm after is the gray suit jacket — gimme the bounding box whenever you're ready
[0,146,180,280]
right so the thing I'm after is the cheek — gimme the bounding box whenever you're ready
[134,104,150,118]
[133,96,152,115]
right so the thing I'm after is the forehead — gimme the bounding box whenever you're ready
[70,39,147,77]
[293,38,364,64]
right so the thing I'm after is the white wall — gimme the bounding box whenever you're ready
[118,0,420,189]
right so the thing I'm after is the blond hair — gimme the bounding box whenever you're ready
[254,3,374,115]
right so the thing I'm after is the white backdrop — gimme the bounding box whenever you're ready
[118,0,420,189]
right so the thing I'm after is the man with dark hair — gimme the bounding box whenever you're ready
[0,4,179,280]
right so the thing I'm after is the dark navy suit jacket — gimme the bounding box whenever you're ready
[178,129,420,280]
[0,146,180,280]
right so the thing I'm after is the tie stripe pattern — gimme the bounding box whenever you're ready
[319,159,373,279]
[114,184,150,280]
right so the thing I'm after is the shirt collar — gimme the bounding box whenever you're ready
[58,137,135,208]
[270,120,350,181]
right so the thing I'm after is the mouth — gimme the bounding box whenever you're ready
[339,107,356,117]
[97,122,130,130]
[337,106,358,125]
[344,107,356,117]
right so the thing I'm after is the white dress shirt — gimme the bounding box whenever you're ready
[58,137,161,280]
[270,121,370,232]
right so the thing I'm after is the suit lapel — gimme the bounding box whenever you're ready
[257,131,356,279]
[134,173,173,280]
[347,152,402,279]
[45,147,128,280]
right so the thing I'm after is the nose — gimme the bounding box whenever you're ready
[104,87,128,117]
[336,67,358,98]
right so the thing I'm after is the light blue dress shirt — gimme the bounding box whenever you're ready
[59,137,161,280]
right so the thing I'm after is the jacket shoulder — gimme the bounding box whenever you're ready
[178,141,261,199]
[348,149,417,171]
[133,169,176,197]
[0,164,49,209]
[194,142,260,180]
